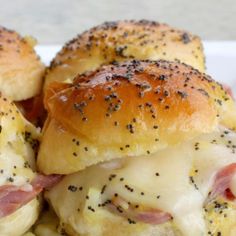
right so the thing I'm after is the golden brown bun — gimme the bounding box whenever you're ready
[0,26,45,101]
[37,60,236,174]
[44,20,205,89]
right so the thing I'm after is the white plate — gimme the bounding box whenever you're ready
[36,41,236,93]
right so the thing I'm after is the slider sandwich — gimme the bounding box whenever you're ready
[0,94,61,236]
[38,60,236,236]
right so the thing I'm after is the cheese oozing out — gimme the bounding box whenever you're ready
[46,127,236,236]
[0,107,39,186]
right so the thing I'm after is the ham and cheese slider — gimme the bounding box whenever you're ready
[43,20,205,90]
[38,60,236,235]
[0,94,61,236]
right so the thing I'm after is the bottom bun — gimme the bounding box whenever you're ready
[33,209,65,236]
[46,128,236,236]
[61,203,179,236]
[0,198,40,236]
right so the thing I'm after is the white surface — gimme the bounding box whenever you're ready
[204,41,236,91]
[36,41,236,92]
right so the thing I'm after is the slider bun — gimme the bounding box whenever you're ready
[44,20,205,89]
[0,199,40,236]
[0,26,45,101]
[33,209,66,236]
[38,60,236,174]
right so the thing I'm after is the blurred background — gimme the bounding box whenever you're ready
[0,0,235,44]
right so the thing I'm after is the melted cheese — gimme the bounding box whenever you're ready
[0,144,36,186]
[46,127,236,236]
[0,100,40,186]
[205,197,236,236]
[0,99,41,235]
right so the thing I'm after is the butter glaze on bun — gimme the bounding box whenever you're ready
[44,20,205,89]
[0,26,45,101]
[38,60,236,174]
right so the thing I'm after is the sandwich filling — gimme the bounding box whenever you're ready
[46,127,236,236]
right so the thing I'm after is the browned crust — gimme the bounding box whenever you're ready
[38,60,236,174]
[0,26,45,101]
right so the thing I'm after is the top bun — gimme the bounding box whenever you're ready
[0,26,45,101]
[38,60,236,174]
[44,20,205,89]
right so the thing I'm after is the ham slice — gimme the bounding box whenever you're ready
[207,163,236,203]
[31,174,63,189]
[0,174,62,218]
[108,196,172,225]
[135,209,172,224]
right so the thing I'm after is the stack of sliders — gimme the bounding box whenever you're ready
[0,26,61,236]
[36,20,236,236]
[1,20,236,236]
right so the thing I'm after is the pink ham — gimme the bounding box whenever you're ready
[207,163,236,203]
[135,209,172,224]
[108,196,172,225]
[31,174,63,189]
[0,174,62,218]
